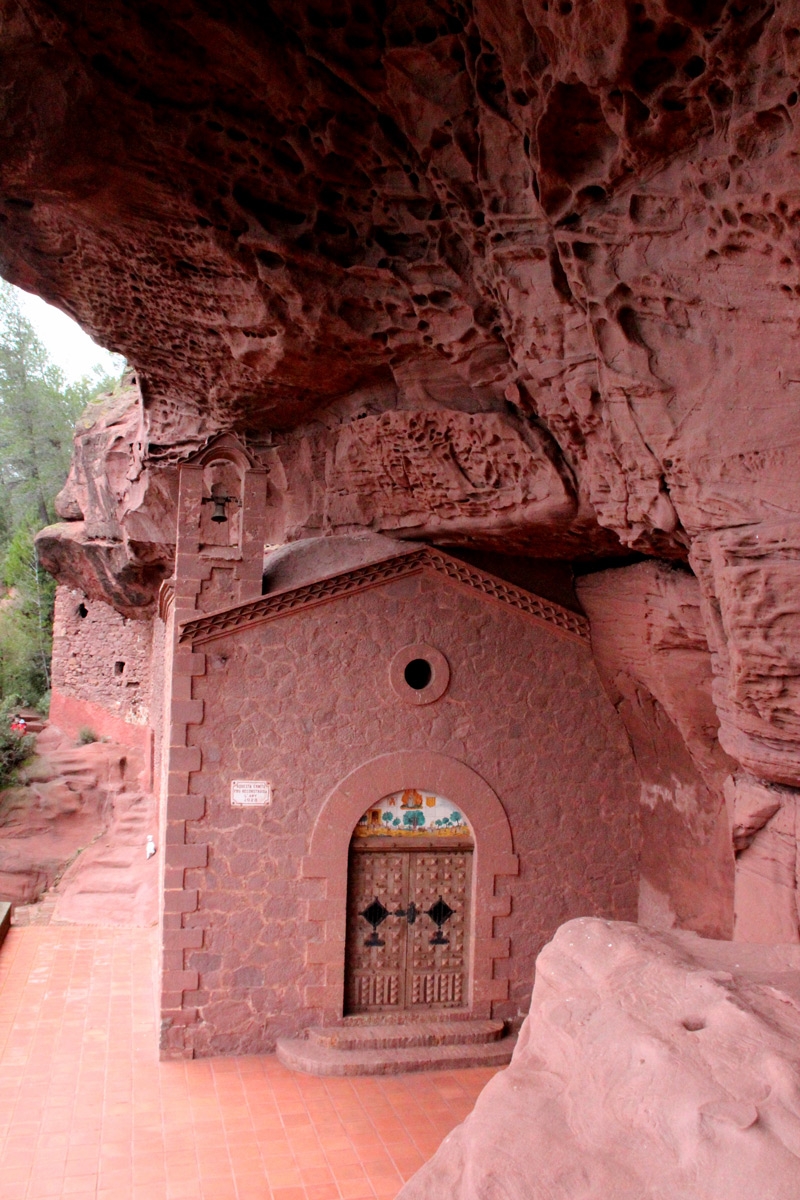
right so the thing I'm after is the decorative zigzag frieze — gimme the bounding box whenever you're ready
[179,548,589,646]
[421,551,589,641]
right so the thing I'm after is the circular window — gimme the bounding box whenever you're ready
[390,643,450,705]
[404,658,432,690]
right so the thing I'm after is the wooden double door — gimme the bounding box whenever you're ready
[344,846,472,1014]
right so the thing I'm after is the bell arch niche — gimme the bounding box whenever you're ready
[199,457,244,551]
[173,434,268,617]
[346,791,474,1014]
[302,751,519,1024]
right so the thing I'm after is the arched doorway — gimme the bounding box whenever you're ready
[344,790,474,1014]
[302,751,518,1024]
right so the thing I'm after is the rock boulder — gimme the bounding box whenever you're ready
[399,918,800,1200]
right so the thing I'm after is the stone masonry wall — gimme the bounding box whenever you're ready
[149,612,169,799]
[162,573,641,1057]
[51,585,154,728]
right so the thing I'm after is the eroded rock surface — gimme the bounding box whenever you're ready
[727,772,800,943]
[277,408,577,548]
[4,1,799,555]
[577,561,735,937]
[399,918,800,1200]
[692,522,800,789]
[36,381,175,610]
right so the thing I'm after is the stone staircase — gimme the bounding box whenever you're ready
[5,723,159,927]
[51,789,158,925]
[276,1017,516,1076]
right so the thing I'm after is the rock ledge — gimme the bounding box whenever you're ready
[399,918,800,1200]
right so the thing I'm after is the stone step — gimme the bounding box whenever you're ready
[115,814,149,831]
[308,1018,504,1051]
[275,1030,516,1077]
[46,771,99,792]
[38,753,100,772]
[116,792,148,806]
[116,803,148,816]
[90,855,138,869]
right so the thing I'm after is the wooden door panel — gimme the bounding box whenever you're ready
[345,850,408,1013]
[345,848,472,1014]
[407,851,471,1009]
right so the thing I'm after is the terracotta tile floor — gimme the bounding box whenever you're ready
[0,927,497,1199]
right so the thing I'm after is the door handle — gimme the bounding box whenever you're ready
[393,901,417,925]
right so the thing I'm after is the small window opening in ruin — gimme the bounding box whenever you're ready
[404,658,432,690]
[114,661,125,676]
[77,603,88,618]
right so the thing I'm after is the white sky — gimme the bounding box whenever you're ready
[14,286,126,383]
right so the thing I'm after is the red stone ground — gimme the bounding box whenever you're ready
[0,926,496,1199]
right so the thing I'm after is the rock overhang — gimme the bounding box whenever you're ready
[11,1,800,829]
[5,1,799,566]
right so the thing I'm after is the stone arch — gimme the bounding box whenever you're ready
[188,437,252,551]
[190,432,257,470]
[302,750,519,1022]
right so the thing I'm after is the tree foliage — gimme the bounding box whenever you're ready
[0,694,35,788]
[0,280,124,707]
[0,524,55,702]
[0,283,119,530]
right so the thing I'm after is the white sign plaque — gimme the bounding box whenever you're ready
[231,779,272,808]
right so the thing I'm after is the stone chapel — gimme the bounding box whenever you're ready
[49,431,642,1065]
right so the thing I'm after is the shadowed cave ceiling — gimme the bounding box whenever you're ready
[3,0,800,933]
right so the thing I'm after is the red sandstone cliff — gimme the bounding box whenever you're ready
[1,10,799,1197]
[0,1,796,935]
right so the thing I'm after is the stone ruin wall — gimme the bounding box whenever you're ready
[149,605,169,802]
[50,584,155,748]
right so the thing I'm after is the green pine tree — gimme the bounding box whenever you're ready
[0,283,118,530]
[0,280,125,706]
